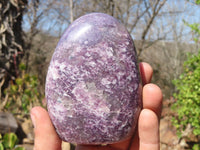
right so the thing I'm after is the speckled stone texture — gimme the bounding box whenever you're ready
[46,13,141,144]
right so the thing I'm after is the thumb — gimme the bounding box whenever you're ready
[31,106,62,150]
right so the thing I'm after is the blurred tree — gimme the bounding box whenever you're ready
[23,0,56,71]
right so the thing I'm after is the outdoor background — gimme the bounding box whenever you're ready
[0,0,200,150]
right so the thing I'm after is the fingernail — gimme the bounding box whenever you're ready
[31,110,37,128]
[139,63,146,86]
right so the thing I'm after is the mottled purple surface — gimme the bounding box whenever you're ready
[46,13,141,144]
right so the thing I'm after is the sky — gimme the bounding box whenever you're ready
[22,0,200,42]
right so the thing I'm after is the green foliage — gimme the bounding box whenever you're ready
[192,144,200,150]
[187,0,200,5]
[172,51,200,136]
[196,0,200,4]
[0,133,25,150]
[3,63,44,114]
[188,23,200,43]
[172,4,200,147]
[184,21,200,43]
[2,133,18,149]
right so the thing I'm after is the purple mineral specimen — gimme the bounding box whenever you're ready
[45,13,141,144]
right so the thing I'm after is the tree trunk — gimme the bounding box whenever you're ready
[0,0,27,94]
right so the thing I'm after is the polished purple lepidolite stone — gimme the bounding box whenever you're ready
[45,13,141,144]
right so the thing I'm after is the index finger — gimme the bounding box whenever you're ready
[139,62,153,85]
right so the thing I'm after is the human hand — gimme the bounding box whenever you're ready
[31,62,162,150]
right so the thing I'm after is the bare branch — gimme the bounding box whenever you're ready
[137,0,167,57]
[142,0,167,41]
[124,0,131,27]
[129,2,150,33]
[70,0,74,23]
